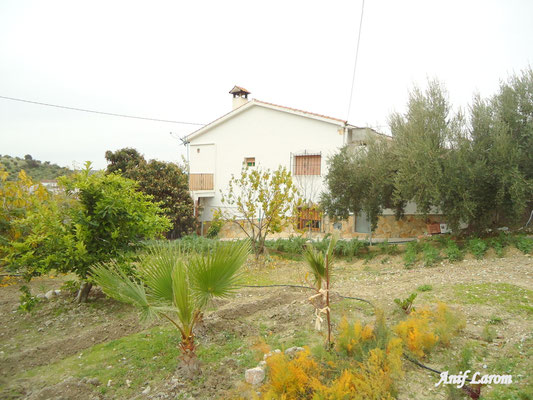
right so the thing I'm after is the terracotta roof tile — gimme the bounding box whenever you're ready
[254,99,347,124]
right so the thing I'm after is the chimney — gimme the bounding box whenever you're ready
[229,85,251,110]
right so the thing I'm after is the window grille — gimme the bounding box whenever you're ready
[292,152,321,176]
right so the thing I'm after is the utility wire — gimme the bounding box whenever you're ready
[0,95,205,126]
[346,0,365,122]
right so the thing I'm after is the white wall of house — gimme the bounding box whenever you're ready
[188,104,346,222]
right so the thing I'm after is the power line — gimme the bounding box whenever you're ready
[346,0,365,122]
[0,95,205,126]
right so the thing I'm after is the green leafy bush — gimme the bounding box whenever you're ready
[468,238,488,259]
[422,243,441,266]
[394,293,417,314]
[513,235,533,254]
[18,285,39,312]
[6,163,170,301]
[206,211,223,239]
[417,284,433,292]
[444,240,463,261]
[377,240,399,255]
[334,238,368,258]
[403,241,419,267]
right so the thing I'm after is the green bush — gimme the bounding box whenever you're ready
[417,284,433,292]
[335,238,368,258]
[422,243,441,267]
[513,235,533,254]
[264,236,307,254]
[444,240,463,262]
[18,285,39,313]
[488,237,506,257]
[468,238,488,259]
[403,241,419,267]
[377,240,399,255]
[206,212,223,239]
[394,292,417,314]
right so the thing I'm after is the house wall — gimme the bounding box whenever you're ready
[189,104,345,222]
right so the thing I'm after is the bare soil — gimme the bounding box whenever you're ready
[0,249,531,399]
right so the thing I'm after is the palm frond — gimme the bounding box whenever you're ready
[139,244,182,303]
[90,261,156,321]
[326,234,339,268]
[188,240,250,307]
[171,259,195,334]
[303,244,325,288]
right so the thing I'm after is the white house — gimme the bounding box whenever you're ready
[185,86,443,239]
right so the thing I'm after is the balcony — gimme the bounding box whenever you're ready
[189,173,214,191]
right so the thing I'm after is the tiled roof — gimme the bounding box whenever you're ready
[229,85,251,94]
[254,99,347,124]
[186,98,347,141]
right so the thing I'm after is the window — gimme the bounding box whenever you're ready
[244,157,255,167]
[293,154,321,175]
[297,206,321,232]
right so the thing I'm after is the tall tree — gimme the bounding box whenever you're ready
[105,149,196,238]
[6,163,170,301]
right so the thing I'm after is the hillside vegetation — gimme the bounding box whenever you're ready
[0,154,72,181]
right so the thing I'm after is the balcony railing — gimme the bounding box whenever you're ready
[189,173,214,191]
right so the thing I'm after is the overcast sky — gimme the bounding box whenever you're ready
[1,0,532,170]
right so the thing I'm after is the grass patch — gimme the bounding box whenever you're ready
[452,283,533,316]
[417,284,433,292]
[16,326,181,398]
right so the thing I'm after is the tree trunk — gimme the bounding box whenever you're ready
[179,334,200,378]
[76,282,93,303]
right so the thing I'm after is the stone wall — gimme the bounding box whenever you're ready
[212,214,443,240]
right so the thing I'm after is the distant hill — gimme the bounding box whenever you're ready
[0,154,72,182]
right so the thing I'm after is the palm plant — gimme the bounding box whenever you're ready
[303,235,338,348]
[91,240,250,375]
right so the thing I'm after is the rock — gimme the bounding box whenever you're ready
[142,385,151,394]
[54,289,62,296]
[86,377,101,386]
[107,379,112,387]
[257,361,266,368]
[45,290,56,300]
[285,346,305,356]
[126,379,131,388]
[36,294,46,299]
[245,367,265,385]
[263,349,282,360]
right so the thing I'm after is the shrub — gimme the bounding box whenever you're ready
[482,325,497,343]
[513,235,533,254]
[422,243,441,266]
[377,240,399,255]
[468,238,488,259]
[177,235,218,254]
[444,240,463,261]
[260,313,404,400]
[315,340,403,400]
[394,303,464,357]
[18,285,39,313]
[262,349,320,399]
[488,237,506,257]
[335,238,368,258]
[264,236,307,255]
[206,211,224,239]
[403,241,419,267]
[417,284,433,292]
[394,293,417,314]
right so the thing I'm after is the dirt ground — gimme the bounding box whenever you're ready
[1,248,531,399]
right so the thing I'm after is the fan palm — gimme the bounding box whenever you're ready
[91,240,250,375]
[303,235,338,347]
